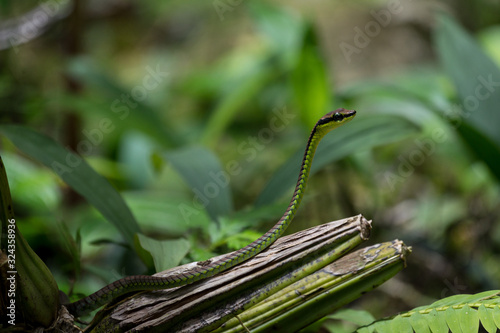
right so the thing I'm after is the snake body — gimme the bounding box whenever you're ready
[66,108,356,317]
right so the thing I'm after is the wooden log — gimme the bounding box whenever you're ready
[86,214,371,333]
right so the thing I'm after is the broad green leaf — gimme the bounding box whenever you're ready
[118,131,158,188]
[478,26,500,66]
[390,315,413,333]
[0,125,141,245]
[409,312,431,333]
[477,304,497,333]
[435,14,500,181]
[123,192,211,234]
[425,309,448,333]
[458,305,478,333]
[0,156,60,326]
[493,306,500,328]
[445,307,462,333]
[2,152,61,213]
[322,322,351,333]
[452,121,500,181]
[291,23,331,129]
[136,233,190,272]
[375,320,392,333]
[329,308,376,326]
[163,146,233,221]
[255,114,420,206]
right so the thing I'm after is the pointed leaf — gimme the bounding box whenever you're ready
[375,320,392,333]
[390,315,413,333]
[291,23,331,129]
[436,14,500,145]
[410,312,431,333]
[493,306,500,328]
[136,233,190,272]
[435,14,500,180]
[477,304,497,333]
[123,192,211,234]
[0,125,140,245]
[163,146,233,221]
[0,157,60,327]
[458,305,479,333]
[445,307,463,333]
[329,308,375,326]
[453,121,500,181]
[426,309,448,333]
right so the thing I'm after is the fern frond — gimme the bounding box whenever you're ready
[357,290,500,333]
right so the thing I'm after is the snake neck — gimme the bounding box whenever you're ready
[277,125,326,230]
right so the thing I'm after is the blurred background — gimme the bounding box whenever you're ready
[1,0,500,331]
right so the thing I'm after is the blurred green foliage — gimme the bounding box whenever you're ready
[1,0,500,330]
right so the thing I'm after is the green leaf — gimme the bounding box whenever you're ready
[425,309,448,333]
[163,146,233,221]
[375,320,392,333]
[477,304,497,333]
[136,233,190,272]
[435,14,500,180]
[390,315,413,333]
[454,121,500,181]
[410,312,431,333]
[329,308,376,326]
[0,125,141,245]
[118,131,158,188]
[291,23,331,129]
[458,305,479,333]
[123,192,211,234]
[445,306,462,333]
[2,152,61,213]
[493,306,500,328]
[359,291,500,333]
[0,156,60,327]
[255,114,420,206]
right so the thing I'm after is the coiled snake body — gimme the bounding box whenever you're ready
[66,108,356,317]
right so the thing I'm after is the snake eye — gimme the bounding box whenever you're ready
[332,112,344,122]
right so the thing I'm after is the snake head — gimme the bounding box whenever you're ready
[325,108,356,122]
[316,108,356,132]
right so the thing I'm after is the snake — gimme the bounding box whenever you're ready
[66,108,356,317]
